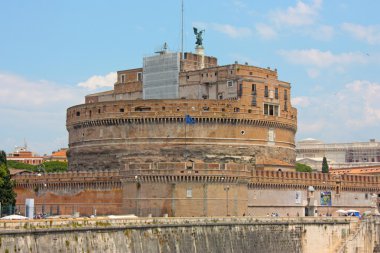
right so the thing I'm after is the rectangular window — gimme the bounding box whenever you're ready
[264,103,279,116]
[187,188,192,198]
[238,83,243,97]
[227,80,233,87]
[121,75,125,83]
[251,96,257,106]
[265,86,269,97]
[251,84,256,95]
[284,101,288,111]
[137,72,142,81]
[284,89,288,100]
[275,88,278,99]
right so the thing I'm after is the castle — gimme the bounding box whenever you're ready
[12,35,380,217]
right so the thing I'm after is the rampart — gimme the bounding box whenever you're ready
[0,217,378,253]
[13,170,380,217]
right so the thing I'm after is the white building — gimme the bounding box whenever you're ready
[296,138,380,171]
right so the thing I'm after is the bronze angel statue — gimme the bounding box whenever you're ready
[193,27,205,47]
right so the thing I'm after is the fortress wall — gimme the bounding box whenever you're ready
[14,171,123,216]
[0,217,376,253]
[12,170,380,218]
[67,120,296,171]
[122,181,248,217]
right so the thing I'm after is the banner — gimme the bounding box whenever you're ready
[295,191,301,204]
[320,191,332,206]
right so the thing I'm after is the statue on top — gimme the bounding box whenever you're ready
[193,27,205,47]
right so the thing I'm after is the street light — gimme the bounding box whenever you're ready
[224,185,230,216]
[37,165,47,217]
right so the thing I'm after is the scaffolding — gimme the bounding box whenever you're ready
[143,52,180,99]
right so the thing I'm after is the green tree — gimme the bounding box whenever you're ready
[322,156,329,173]
[0,150,17,211]
[295,163,313,172]
[42,161,67,173]
[7,160,67,173]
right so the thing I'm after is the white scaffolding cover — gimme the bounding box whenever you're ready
[143,52,180,99]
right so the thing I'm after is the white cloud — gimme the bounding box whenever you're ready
[296,80,380,141]
[0,72,88,155]
[0,72,85,108]
[341,23,380,45]
[310,25,334,41]
[270,0,322,27]
[278,49,367,68]
[78,72,117,90]
[193,22,252,39]
[255,23,277,39]
[292,96,311,107]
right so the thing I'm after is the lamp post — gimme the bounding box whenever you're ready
[135,175,140,216]
[37,164,47,217]
[224,185,230,216]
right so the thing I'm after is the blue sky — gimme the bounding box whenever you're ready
[1,0,380,155]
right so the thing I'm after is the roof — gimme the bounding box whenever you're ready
[9,169,31,176]
[330,166,380,175]
[296,157,332,162]
[86,90,114,97]
[256,158,293,167]
[52,149,67,157]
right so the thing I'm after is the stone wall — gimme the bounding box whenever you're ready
[66,99,297,171]
[12,170,380,217]
[1,217,372,253]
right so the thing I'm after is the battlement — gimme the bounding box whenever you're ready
[67,99,297,130]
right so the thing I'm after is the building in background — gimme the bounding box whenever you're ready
[7,146,44,165]
[296,138,380,171]
[45,148,68,162]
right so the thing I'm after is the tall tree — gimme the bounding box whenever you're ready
[322,156,329,173]
[0,150,16,211]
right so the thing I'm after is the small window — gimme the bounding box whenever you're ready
[264,103,279,116]
[238,83,243,97]
[284,89,288,100]
[202,95,208,99]
[186,75,189,80]
[215,72,218,76]
[121,75,125,83]
[251,96,257,106]
[221,108,225,112]
[227,80,233,87]
[203,106,209,111]
[365,193,369,199]
[251,84,256,95]
[76,111,80,116]
[284,101,288,111]
[250,72,253,75]
[218,94,223,99]
[162,106,166,111]
[248,109,252,113]
[186,188,192,198]
[275,88,278,99]
[265,86,269,97]
[137,72,142,81]
[234,107,240,112]
[119,108,124,113]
